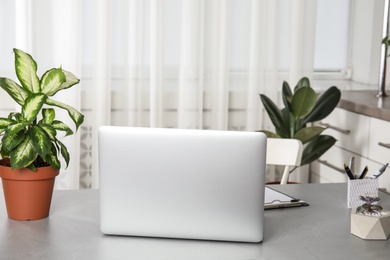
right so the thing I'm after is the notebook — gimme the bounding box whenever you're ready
[98,126,267,243]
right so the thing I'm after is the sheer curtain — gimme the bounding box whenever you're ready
[0,0,317,189]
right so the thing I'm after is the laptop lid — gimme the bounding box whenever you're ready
[98,126,266,242]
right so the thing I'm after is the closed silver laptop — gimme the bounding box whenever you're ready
[98,126,266,242]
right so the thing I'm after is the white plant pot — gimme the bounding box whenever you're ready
[350,209,390,240]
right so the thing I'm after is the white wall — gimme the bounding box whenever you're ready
[350,0,386,86]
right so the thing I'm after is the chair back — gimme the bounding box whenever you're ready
[266,138,303,185]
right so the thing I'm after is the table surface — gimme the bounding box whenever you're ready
[1,183,390,260]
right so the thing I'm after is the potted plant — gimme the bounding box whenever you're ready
[0,48,84,220]
[351,196,390,240]
[258,77,341,167]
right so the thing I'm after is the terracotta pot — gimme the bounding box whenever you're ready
[0,159,59,221]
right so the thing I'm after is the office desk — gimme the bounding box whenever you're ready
[1,183,389,260]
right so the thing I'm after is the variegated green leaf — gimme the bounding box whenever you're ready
[57,139,70,168]
[26,163,37,171]
[8,112,23,122]
[42,108,55,124]
[52,120,73,136]
[38,123,57,140]
[0,118,13,129]
[41,68,66,96]
[55,69,80,95]
[1,123,26,152]
[29,126,52,159]
[10,135,38,169]
[45,143,61,170]
[22,93,47,123]
[46,98,84,131]
[13,48,40,93]
[0,77,28,106]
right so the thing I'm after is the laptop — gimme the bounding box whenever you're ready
[98,126,266,243]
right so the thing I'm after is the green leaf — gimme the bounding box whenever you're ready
[13,48,40,93]
[0,78,29,106]
[10,135,38,169]
[29,126,52,159]
[60,69,80,91]
[281,108,295,138]
[256,130,280,138]
[282,81,293,112]
[38,123,57,140]
[22,93,47,123]
[291,86,316,120]
[259,94,288,137]
[46,98,84,131]
[41,68,67,96]
[293,126,325,144]
[45,143,61,170]
[303,86,341,124]
[52,120,74,136]
[57,139,70,168]
[301,135,337,165]
[0,118,13,129]
[1,123,26,152]
[8,112,23,122]
[42,108,56,124]
[294,77,310,92]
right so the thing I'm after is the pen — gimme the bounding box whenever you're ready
[374,163,389,179]
[349,156,355,178]
[343,163,355,180]
[358,166,368,179]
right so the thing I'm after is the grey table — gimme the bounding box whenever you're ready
[1,183,390,260]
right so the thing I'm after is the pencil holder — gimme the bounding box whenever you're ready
[347,179,379,209]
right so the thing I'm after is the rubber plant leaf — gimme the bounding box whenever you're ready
[45,98,85,131]
[259,94,289,137]
[303,86,341,124]
[293,126,325,144]
[10,135,38,169]
[282,81,293,112]
[281,108,295,138]
[0,78,28,106]
[22,93,47,123]
[294,77,311,92]
[256,130,280,138]
[301,135,337,166]
[291,86,316,120]
[29,125,52,159]
[14,48,40,93]
[41,68,67,96]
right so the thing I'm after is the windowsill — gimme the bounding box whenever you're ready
[313,79,390,121]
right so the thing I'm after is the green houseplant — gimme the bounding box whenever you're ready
[0,48,84,220]
[258,77,341,166]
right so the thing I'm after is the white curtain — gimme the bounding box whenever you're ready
[0,0,317,189]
